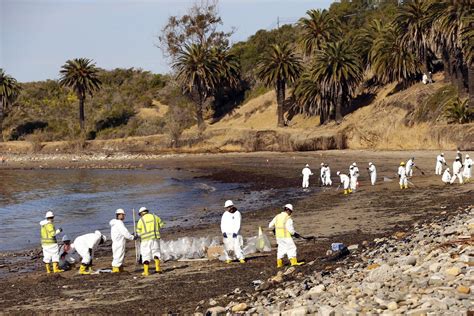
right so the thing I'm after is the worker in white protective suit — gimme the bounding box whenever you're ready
[406,157,415,177]
[320,163,326,186]
[110,209,137,273]
[442,168,451,184]
[398,162,408,189]
[58,235,79,271]
[368,162,377,186]
[136,207,164,276]
[268,204,304,268]
[301,164,313,189]
[462,154,472,182]
[40,211,63,274]
[456,150,463,162]
[74,230,106,275]
[337,171,351,195]
[349,163,359,191]
[451,157,464,184]
[220,200,245,264]
[324,164,332,186]
[435,153,446,175]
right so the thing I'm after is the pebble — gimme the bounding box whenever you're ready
[231,303,248,312]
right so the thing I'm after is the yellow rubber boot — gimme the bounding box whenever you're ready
[142,264,149,276]
[277,259,283,268]
[348,189,353,194]
[343,189,348,195]
[79,264,91,275]
[400,184,404,189]
[112,266,120,273]
[225,259,232,264]
[45,263,51,274]
[154,259,161,273]
[239,259,246,264]
[290,257,305,266]
[404,184,408,189]
[53,262,64,273]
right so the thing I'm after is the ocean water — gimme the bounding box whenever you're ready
[0,168,301,252]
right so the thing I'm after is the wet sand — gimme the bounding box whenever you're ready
[0,150,472,313]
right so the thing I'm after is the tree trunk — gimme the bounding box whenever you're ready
[468,63,474,111]
[196,86,205,128]
[276,80,286,127]
[79,93,85,131]
[335,90,343,123]
[442,49,452,83]
[0,100,4,142]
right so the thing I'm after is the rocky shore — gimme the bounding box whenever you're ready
[205,206,473,315]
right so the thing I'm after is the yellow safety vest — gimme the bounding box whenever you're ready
[136,213,164,241]
[275,213,291,239]
[40,222,57,245]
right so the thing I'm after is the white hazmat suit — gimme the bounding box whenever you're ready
[368,164,377,186]
[462,156,472,181]
[398,165,408,188]
[406,159,415,177]
[110,219,135,268]
[221,210,244,261]
[451,160,464,184]
[349,166,358,191]
[435,154,446,175]
[301,166,313,188]
[320,164,327,186]
[268,212,297,260]
[74,231,103,265]
[325,165,332,186]
[442,169,451,184]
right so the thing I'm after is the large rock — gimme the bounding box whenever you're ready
[318,305,335,316]
[205,306,226,316]
[366,264,393,283]
[281,306,308,316]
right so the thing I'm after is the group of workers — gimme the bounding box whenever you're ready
[41,200,306,276]
[301,151,471,192]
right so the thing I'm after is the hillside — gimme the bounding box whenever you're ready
[0,73,472,155]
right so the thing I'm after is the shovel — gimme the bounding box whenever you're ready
[415,166,425,175]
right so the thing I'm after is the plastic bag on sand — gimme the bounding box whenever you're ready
[161,236,220,261]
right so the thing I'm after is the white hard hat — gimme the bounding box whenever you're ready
[336,171,341,175]
[45,211,54,218]
[441,153,444,156]
[305,164,309,167]
[368,162,373,166]
[284,204,293,211]
[466,154,470,158]
[457,150,461,153]
[115,208,125,215]
[224,200,234,208]
[320,163,324,166]
[138,207,148,214]
[352,162,357,166]
[446,168,450,171]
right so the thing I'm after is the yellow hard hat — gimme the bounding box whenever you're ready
[400,162,405,166]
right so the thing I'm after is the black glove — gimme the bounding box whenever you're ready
[232,233,237,238]
[293,232,301,238]
[133,234,139,240]
[223,233,228,238]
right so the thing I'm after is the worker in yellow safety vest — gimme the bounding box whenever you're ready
[40,211,63,274]
[136,207,165,276]
[268,204,304,268]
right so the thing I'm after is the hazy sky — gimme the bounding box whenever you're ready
[1,0,332,82]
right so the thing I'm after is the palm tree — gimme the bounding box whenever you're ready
[460,15,474,109]
[257,43,303,127]
[394,0,435,73]
[213,47,240,89]
[445,97,471,124]
[293,74,328,124]
[369,26,420,87]
[298,9,339,56]
[0,69,22,138]
[173,43,220,127]
[309,41,363,122]
[59,58,102,131]
[354,19,386,71]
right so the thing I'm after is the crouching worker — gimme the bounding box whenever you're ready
[136,207,164,276]
[221,200,245,264]
[74,230,106,275]
[40,211,63,274]
[269,204,304,268]
[59,235,78,271]
[110,208,137,273]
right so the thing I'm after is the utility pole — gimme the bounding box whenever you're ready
[277,16,280,29]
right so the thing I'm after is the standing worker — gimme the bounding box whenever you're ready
[462,154,472,182]
[110,209,137,273]
[136,207,165,276]
[324,164,332,186]
[435,153,446,175]
[442,168,451,184]
[74,230,106,275]
[40,211,63,274]
[451,157,464,184]
[349,163,359,191]
[301,164,313,189]
[220,200,245,264]
[368,162,377,186]
[398,162,408,189]
[268,204,304,268]
[406,157,415,177]
[337,171,351,195]
[320,163,326,186]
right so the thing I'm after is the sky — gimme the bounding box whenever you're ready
[0,0,332,82]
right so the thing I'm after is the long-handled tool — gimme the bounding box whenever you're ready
[132,208,139,264]
[414,165,425,175]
